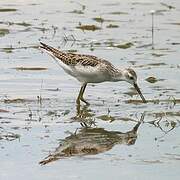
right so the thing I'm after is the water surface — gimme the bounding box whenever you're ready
[0,0,180,180]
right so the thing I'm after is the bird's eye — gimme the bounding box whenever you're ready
[129,76,133,80]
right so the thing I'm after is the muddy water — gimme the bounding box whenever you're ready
[0,0,180,179]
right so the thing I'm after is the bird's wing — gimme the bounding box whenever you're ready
[40,42,116,79]
[40,42,102,67]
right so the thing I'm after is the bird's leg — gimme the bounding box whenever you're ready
[76,83,89,105]
[80,83,89,105]
[76,85,84,105]
[76,102,81,116]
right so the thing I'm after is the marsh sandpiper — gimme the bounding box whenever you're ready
[40,42,146,105]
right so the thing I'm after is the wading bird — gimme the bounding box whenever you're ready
[40,42,146,105]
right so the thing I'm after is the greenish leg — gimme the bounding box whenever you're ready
[80,83,90,105]
[76,83,89,105]
[76,84,85,104]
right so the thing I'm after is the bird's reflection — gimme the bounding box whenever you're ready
[39,114,144,165]
[72,103,96,127]
[76,103,91,118]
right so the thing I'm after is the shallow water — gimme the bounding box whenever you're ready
[0,0,180,180]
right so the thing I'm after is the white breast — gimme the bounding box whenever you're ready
[72,64,110,83]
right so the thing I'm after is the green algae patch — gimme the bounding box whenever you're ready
[68,10,84,14]
[126,99,180,104]
[146,76,158,83]
[0,28,9,37]
[2,47,14,53]
[0,131,20,141]
[115,42,133,49]
[76,24,101,31]
[15,22,32,27]
[0,8,17,12]
[92,17,104,23]
[135,63,166,68]
[106,24,119,28]
[67,49,78,53]
[4,98,26,104]
[169,22,180,25]
[161,3,175,9]
[13,67,48,71]
[0,21,31,27]
[97,115,115,122]
[109,11,128,15]
[152,53,165,57]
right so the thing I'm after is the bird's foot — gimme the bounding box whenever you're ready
[80,98,90,106]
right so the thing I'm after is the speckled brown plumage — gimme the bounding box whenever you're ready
[40,42,116,73]
[39,42,146,104]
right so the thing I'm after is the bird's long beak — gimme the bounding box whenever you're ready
[134,83,147,103]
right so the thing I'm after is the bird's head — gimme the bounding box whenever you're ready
[123,68,146,103]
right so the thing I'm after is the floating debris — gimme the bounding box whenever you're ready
[142,160,163,164]
[152,53,165,57]
[147,63,167,66]
[119,117,136,122]
[160,3,175,9]
[67,49,78,53]
[4,98,26,104]
[146,76,158,83]
[132,2,153,6]
[126,99,180,104]
[137,43,153,48]
[92,17,104,23]
[2,47,14,53]
[152,111,180,118]
[33,27,49,32]
[97,115,115,122]
[0,45,38,53]
[62,110,70,116]
[76,24,101,31]
[135,62,166,68]
[0,28,9,37]
[45,88,60,92]
[68,10,84,14]
[169,22,180,26]
[13,67,48,71]
[0,8,17,12]
[0,129,20,141]
[109,11,128,15]
[103,2,120,6]
[106,24,119,28]
[115,42,133,49]
[103,41,133,49]
[0,21,32,27]
[171,42,180,45]
[15,22,32,27]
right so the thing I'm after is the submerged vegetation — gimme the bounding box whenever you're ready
[0,28,9,37]
[76,24,101,31]
[146,76,158,83]
[0,8,17,12]
[13,67,48,71]
[115,42,133,49]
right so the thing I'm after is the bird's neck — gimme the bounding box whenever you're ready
[110,69,125,82]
